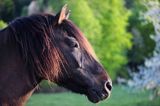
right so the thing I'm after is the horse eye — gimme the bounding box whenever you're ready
[65,37,79,48]
[71,42,79,48]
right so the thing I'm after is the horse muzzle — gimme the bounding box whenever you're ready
[86,80,112,103]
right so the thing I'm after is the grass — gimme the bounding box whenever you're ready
[26,85,160,106]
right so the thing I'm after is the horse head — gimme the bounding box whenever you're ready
[51,5,112,103]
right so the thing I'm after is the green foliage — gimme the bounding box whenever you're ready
[87,0,132,80]
[0,20,7,29]
[128,0,155,71]
[0,0,14,22]
[0,0,31,22]
[13,0,31,16]
[39,80,55,89]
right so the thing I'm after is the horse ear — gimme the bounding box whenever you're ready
[56,4,70,24]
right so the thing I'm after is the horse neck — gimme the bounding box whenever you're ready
[0,27,41,106]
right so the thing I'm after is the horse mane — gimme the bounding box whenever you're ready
[8,14,96,80]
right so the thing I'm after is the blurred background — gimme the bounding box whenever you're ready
[0,0,160,106]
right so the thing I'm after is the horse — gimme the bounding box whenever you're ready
[0,5,112,106]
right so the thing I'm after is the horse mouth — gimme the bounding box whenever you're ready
[86,89,110,103]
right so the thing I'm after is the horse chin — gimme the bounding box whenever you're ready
[86,89,110,103]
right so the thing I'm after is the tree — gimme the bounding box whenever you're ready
[130,0,160,99]
[13,0,31,17]
[0,0,15,22]
[127,0,155,72]
[0,0,31,22]
[87,0,132,80]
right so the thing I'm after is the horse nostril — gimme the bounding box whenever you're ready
[104,81,112,91]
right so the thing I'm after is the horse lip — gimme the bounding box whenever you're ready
[100,93,106,100]
[86,90,100,103]
[86,89,110,103]
[101,92,109,100]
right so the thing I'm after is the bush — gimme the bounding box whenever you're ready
[88,0,132,80]
[0,0,14,22]
[0,20,7,29]
[130,0,160,99]
[127,0,155,72]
